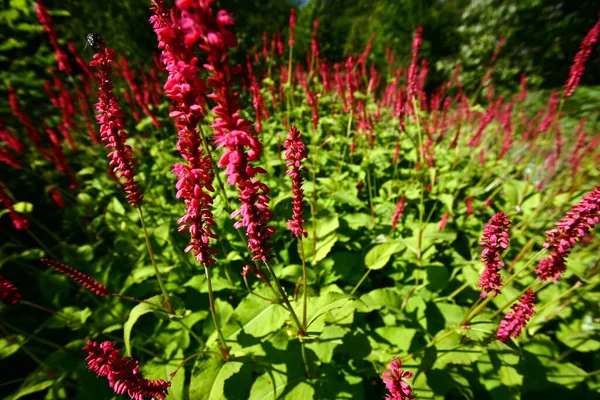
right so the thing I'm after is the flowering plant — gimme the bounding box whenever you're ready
[0,2,599,399]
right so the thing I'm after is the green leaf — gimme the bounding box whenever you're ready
[123,295,163,356]
[209,289,288,347]
[189,352,245,400]
[433,332,482,368]
[556,318,600,352]
[364,241,405,270]
[305,292,353,329]
[358,288,403,311]
[0,336,22,359]
[306,325,348,363]
[6,378,55,400]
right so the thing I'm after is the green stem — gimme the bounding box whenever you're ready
[402,328,457,362]
[263,261,304,335]
[137,206,171,312]
[299,237,308,331]
[204,264,228,358]
[350,269,371,296]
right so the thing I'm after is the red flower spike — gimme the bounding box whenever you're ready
[382,357,415,400]
[0,275,21,304]
[90,40,144,206]
[150,0,218,266]
[536,185,600,281]
[477,212,511,298]
[391,195,406,230]
[35,1,72,74]
[82,340,170,400]
[175,0,275,266]
[495,290,536,343]
[284,126,308,238]
[0,182,29,230]
[41,259,109,297]
[564,14,600,97]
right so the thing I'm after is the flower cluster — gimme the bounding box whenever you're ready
[0,275,21,304]
[175,0,275,265]
[83,340,170,400]
[284,126,308,238]
[391,195,406,230]
[90,39,143,206]
[382,358,414,400]
[564,14,600,97]
[477,212,511,298]
[407,26,423,101]
[496,290,536,343]
[35,1,71,74]
[8,87,49,160]
[150,0,217,265]
[0,182,29,230]
[536,185,600,281]
[288,8,296,47]
[41,259,109,297]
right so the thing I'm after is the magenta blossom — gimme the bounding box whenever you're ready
[496,290,536,343]
[90,39,143,206]
[382,357,414,400]
[0,275,21,304]
[564,14,600,97]
[150,0,217,266]
[175,0,275,266]
[284,126,308,238]
[42,259,109,297]
[83,340,170,400]
[391,195,406,230]
[477,212,511,298]
[536,185,600,281]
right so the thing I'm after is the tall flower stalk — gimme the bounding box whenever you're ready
[174,0,303,335]
[150,0,226,352]
[90,36,171,312]
[284,126,308,330]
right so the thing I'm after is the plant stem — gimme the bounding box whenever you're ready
[350,269,371,296]
[137,206,172,312]
[299,237,308,331]
[204,263,229,358]
[263,261,304,335]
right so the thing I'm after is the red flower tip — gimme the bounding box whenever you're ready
[0,275,21,304]
[41,259,109,296]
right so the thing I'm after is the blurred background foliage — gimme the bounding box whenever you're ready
[0,0,599,108]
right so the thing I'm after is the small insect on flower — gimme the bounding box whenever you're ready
[85,33,103,50]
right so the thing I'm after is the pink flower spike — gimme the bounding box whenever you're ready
[536,185,600,281]
[90,38,143,206]
[564,14,600,97]
[0,275,21,304]
[0,182,29,230]
[438,212,450,231]
[284,126,308,238]
[41,259,109,297]
[495,290,536,343]
[382,357,415,400]
[391,195,406,230]
[82,340,170,400]
[477,212,511,298]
